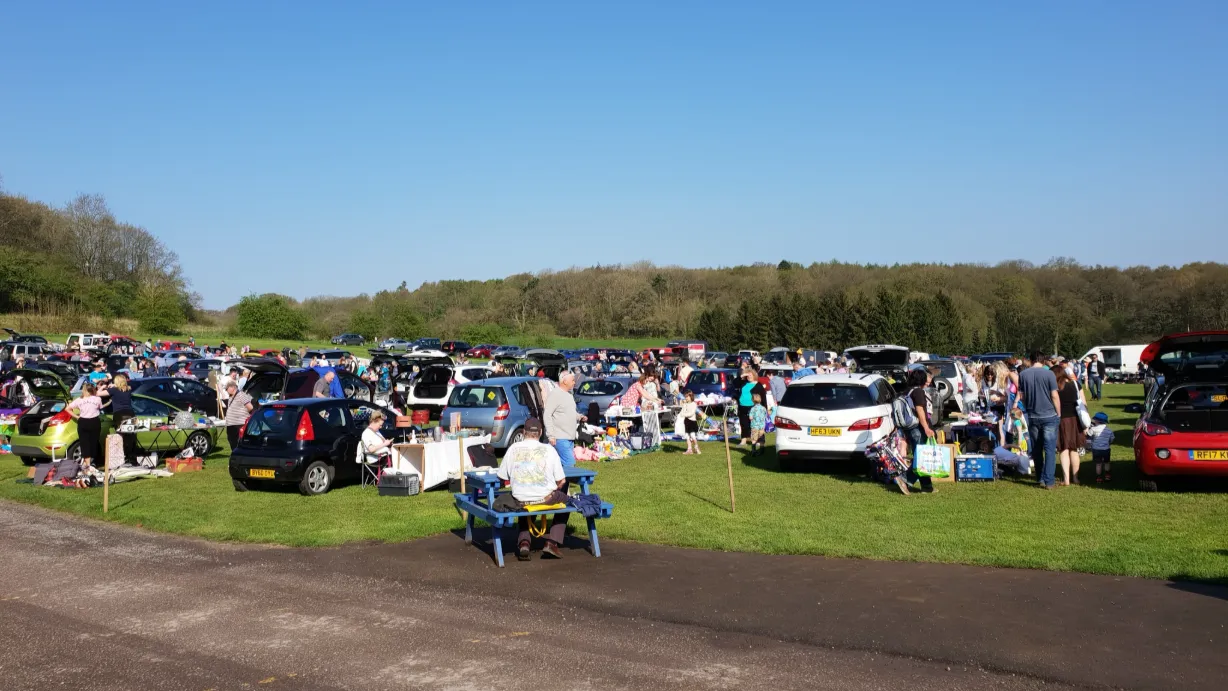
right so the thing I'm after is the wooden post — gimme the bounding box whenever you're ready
[723,418,736,514]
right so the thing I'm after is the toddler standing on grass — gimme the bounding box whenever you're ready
[1085,411,1114,482]
[748,392,768,456]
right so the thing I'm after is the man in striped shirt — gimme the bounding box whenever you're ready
[224,382,254,451]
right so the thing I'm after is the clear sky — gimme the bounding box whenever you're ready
[2,1,1225,308]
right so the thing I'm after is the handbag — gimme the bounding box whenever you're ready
[1076,400,1091,430]
[914,439,952,478]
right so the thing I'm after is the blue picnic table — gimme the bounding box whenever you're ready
[453,466,614,567]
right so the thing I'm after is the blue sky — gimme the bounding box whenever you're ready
[2,1,1225,308]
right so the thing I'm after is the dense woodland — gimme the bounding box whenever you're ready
[4,179,1225,354]
[0,181,197,334]
[225,260,1228,357]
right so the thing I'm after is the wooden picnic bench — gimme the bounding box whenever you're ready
[453,466,614,567]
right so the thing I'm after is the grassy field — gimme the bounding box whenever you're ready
[2,384,1227,582]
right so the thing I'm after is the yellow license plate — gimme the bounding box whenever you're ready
[1212,395,1227,403]
[809,427,842,437]
[1191,450,1228,461]
[248,468,276,478]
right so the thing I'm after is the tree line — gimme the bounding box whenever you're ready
[222,259,1228,356]
[0,181,197,334]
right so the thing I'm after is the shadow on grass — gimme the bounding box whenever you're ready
[739,445,877,485]
[682,489,733,513]
[109,496,140,511]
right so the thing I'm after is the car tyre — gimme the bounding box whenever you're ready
[19,456,39,467]
[299,460,333,496]
[508,428,525,446]
[233,479,251,492]
[1137,470,1160,492]
[65,442,82,462]
[186,431,212,458]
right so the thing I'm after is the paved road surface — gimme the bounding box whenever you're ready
[1,501,1225,690]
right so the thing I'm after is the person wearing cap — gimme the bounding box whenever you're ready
[496,417,569,560]
[1085,411,1115,483]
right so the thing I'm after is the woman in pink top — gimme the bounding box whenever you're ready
[66,383,104,467]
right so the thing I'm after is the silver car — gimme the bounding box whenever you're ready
[440,376,547,449]
[574,376,635,418]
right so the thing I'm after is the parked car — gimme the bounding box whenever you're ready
[165,358,224,382]
[23,360,80,385]
[1125,331,1228,491]
[0,341,56,361]
[65,333,109,351]
[238,358,373,403]
[465,344,498,359]
[0,368,70,410]
[331,333,365,346]
[844,345,911,393]
[398,364,495,417]
[10,386,219,465]
[441,340,471,355]
[2,328,48,344]
[410,338,442,352]
[379,338,413,352]
[574,376,635,416]
[129,376,221,417]
[667,340,709,362]
[682,368,741,400]
[490,345,520,358]
[774,373,897,470]
[440,376,548,449]
[303,349,351,366]
[228,398,405,495]
[703,351,729,366]
[917,359,969,415]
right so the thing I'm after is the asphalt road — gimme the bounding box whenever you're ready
[1,501,1225,691]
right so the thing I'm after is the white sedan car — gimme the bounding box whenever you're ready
[774,373,897,471]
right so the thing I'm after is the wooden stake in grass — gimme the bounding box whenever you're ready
[453,412,466,498]
[723,417,736,514]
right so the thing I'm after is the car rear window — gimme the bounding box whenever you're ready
[1161,385,1228,433]
[687,372,724,387]
[461,368,491,381]
[448,385,506,408]
[578,380,622,396]
[927,362,958,378]
[244,405,302,438]
[781,384,875,411]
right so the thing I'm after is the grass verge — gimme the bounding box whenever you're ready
[2,384,1226,581]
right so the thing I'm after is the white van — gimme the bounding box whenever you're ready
[1079,344,1148,374]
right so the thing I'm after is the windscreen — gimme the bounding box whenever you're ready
[687,372,724,387]
[928,362,958,378]
[447,385,505,408]
[1101,349,1123,368]
[578,380,623,396]
[244,405,301,438]
[780,384,874,411]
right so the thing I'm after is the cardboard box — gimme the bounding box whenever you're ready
[166,457,203,473]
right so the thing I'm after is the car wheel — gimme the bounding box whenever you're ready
[186,431,212,458]
[1137,470,1160,492]
[233,479,251,492]
[508,428,525,446]
[299,461,333,496]
[65,442,82,462]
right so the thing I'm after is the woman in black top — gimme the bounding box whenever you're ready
[100,374,137,465]
[1052,364,1084,485]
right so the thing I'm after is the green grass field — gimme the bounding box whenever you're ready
[3,384,1227,582]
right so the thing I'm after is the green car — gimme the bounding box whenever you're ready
[5,369,219,465]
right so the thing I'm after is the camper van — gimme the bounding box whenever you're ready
[1080,344,1148,375]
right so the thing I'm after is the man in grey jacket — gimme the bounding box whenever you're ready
[545,371,583,468]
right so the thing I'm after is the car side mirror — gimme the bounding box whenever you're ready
[1123,403,1144,415]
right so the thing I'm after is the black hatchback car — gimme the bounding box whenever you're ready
[228,398,405,495]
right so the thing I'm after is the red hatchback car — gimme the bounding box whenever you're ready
[1129,331,1228,490]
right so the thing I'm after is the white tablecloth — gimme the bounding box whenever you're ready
[390,435,492,491]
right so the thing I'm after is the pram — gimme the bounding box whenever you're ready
[864,431,910,485]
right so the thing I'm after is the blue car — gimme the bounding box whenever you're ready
[682,368,741,399]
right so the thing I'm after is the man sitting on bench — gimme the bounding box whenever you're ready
[496,417,568,561]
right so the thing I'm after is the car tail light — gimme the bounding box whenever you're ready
[849,417,883,431]
[1141,420,1170,436]
[44,410,72,427]
[295,410,315,441]
[957,381,964,393]
[774,416,801,430]
[449,378,458,386]
[494,403,510,421]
